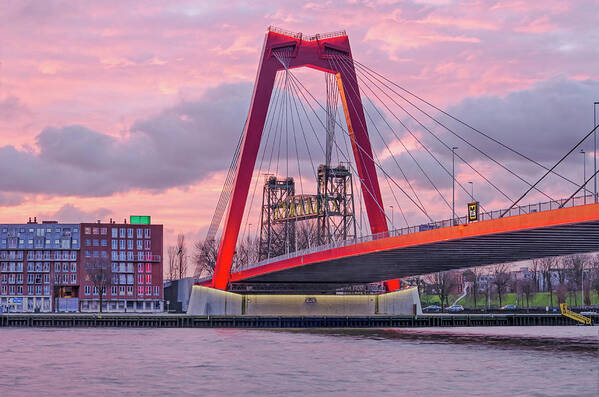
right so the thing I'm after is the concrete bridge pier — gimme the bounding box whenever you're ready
[186,286,422,316]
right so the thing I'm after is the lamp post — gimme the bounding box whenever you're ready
[468,181,474,201]
[452,146,458,224]
[594,102,598,203]
[580,150,586,204]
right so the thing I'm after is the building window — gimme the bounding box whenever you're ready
[44,274,49,284]
[84,285,91,295]
[111,240,118,250]
[27,285,33,295]
[54,274,60,283]
[145,274,151,284]
[138,286,144,296]
[92,228,99,235]
[111,286,118,295]
[84,227,91,235]
[101,228,107,235]
[63,263,69,272]
[138,274,144,284]
[27,273,34,284]
[35,285,41,296]
[111,252,118,260]
[101,239,107,247]
[111,228,118,238]
[44,286,50,295]
[71,263,76,272]
[120,274,126,284]
[28,262,35,272]
[136,228,143,239]
[70,274,76,284]
[93,287,98,295]
[119,228,126,238]
[144,228,151,239]
[119,286,125,296]
[137,263,143,273]
[127,274,134,285]
[85,250,91,258]
[17,273,23,284]
[127,263,134,273]
[127,286,133,295]
[92,239,99,247]
[43,262,49,272]
[119,240,125,250]
[93,251,99,258]
[127,228,133,238]
[127,240,133,250]
[71,251,77,260]
[145,263,151,273]
[154,286,159,296]
[145,286,151,296]
[136,240,143,250]
[112,262,118,272]
[144,240,151,250]
[63,274,69,284]
[17,285,23,295]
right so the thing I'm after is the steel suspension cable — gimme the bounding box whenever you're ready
[353,59,591,195]
[284,64,430,223]
[351,58,554,201]
[333,55,455,214]
[330,55,432,216]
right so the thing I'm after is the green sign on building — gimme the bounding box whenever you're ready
[130,215,151,224]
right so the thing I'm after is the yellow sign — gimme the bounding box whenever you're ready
[468,202,479,222]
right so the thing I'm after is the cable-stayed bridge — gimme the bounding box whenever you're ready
[198,26,599,293]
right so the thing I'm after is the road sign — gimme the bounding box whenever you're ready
[468,202,479,222]
[7,297,22,305]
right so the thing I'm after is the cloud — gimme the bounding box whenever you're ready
[0,82,251,197]
[0,96,29,120]
[445,78,599,163]
[41,203,113,223]
[0,192,26,207]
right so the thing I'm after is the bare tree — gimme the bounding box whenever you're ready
[175,234,188,280]
[529,259,541,292]
[538,256,558,307]
[86,258,112,313]
[193,238,218,278]
[519,279,535,308]
[167,246,178,281]
[425,271,455,311]
[492,263,511,307]
[463,267,483,308]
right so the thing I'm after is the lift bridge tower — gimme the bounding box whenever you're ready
[258,75,356,261]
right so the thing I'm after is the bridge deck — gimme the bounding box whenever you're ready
[228,203,599,284]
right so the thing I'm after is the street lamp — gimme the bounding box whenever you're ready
[580,149,586,204]
[452,146,458,224]
[594,102,599,203]
[467,181,474,201]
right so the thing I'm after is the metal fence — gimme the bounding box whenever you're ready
[242,194,597,272]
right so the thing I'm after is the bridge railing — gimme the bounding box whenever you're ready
[241,194,597,272]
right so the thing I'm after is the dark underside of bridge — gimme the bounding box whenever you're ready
[234,220,599,288]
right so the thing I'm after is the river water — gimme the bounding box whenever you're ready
[0,326,597,396]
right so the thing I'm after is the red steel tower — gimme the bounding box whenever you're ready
[213,27,387,289]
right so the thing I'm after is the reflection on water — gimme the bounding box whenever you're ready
[293,326,599,355]
[0,326,597,396]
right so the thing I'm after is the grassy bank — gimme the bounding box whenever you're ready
[421,291,599,308]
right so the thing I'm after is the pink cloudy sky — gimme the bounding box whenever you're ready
[1,0,599,269]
